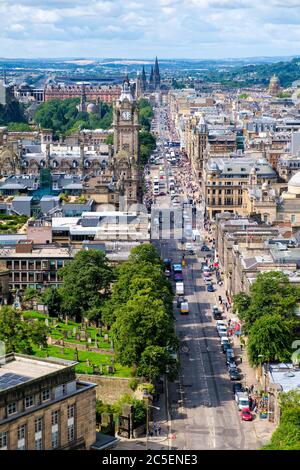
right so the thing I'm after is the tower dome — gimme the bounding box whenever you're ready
[288,171,300,195]
[87,103,96,114]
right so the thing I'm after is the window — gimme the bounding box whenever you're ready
[68,404,75,419]
[63,384,67,396]
[17,424,26,450]
[25,395,34,408]
[52,410,59,426]
[35,417,43,433]
[0,431,8,450]
[51,431,59,449]
[35,418,43,450]
[42,389,50,402]
[291,214,296,224]
[7,402,17,415]
[68,424,75,443]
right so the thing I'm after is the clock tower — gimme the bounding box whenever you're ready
[113,80,139,161]
[112,79,141,208]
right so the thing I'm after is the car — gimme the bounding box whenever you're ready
[227,357,236,367]
[227,362,238,372]
[207,284,214,292]
[222,343,232,354]
[240,408,252,422]
[217,326,227,337]
[229,369,240,381]
[204,277,212,285]
[201,245,210,252]
[233,383,244,394]
[164,269,171,277]
[213,308,222,320]
[220,336,230,347]
[185,243,194,254]
[216,320,226,327]
[174,273,183,282]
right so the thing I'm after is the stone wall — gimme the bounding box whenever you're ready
[76,374,133,404]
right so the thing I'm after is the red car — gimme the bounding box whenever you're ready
[240,408,252,421]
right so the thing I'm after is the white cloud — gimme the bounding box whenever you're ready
[0,0,300,58]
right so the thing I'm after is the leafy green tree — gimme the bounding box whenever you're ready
[263,390,300,450]
[34,98,112,139]
[0,101,27,126]
[139,131,156,165]
[247,314,293,366]
[129,243,162,265]
[111,293,175,367]
[0,306,48,354]
[235,272,300,333]
[7,122,32,131]
[41,287,61,317]
[23,287,39,302]
[137,345,178,382]
[58,249,114,322]
[105,134,113,145]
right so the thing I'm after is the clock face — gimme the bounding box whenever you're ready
[121,110,131,120]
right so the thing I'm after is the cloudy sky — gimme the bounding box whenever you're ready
[1,0,300,59]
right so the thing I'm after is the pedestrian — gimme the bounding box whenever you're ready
[240,355,243,364]
[158,426,161,435]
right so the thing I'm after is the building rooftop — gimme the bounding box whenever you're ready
[269,364,300,392]
[0,354,77,392]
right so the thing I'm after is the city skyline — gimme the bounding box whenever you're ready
[1,0,300,59]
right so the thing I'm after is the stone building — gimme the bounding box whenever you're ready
[203,157,277,219]
[44,83,121,103]
[268,75,281,96]
[0,353,96,450]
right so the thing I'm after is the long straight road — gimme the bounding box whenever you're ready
[149,104,265,450]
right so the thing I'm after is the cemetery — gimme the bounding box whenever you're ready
[23,310,131,377]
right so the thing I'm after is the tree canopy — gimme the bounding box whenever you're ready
[0,100,27,126]
[233,272,300,367]
[263,390,300,450]
[102,244,178,381]
[58,249,114,322]
[0,306,48,355]
[34,98,113,139]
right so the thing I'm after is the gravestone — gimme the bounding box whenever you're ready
[107,365,114,374]
[45,318,49,327]
[67,330,72,339]
[93,365,99,374]
[88,337,92,344]
[75,333,80,341]
[72,327,77,337]
[97,328,102,337]
[65,315,68,325]
[74,349,79,361]
[86,359,91,367]
[104,334,109,342]
[80,331,86,342]
[63,330,68,338]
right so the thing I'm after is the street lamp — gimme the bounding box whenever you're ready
[144,393,160,451]
[258,354,268,393]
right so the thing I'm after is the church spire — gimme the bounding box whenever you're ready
[153,57,160,90]
[149,66,154,84]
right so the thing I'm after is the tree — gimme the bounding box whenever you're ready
[34,98,113,139]
[139,131,156,165]
[58,249,114,322]
[234,272,300,333]
[41,287,61,317]
[0,306,48,354]
[129,243,162,266]
[247,314,293,366]
[111,293,175,367]
[105,134,113,145]
[137,345,178,382]
[263,390,300,450]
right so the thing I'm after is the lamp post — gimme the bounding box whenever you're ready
[258,354,267,393]
[144,393,160,451]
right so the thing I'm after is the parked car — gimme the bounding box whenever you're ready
[229,369,240,381]
[212,306,222,319]
[207,284,214,292]
[220,336,230,348]
[174,273,184,282]
[217,326,227,337]
[227,362,238,372]
[185,243,194,254]
[233,383,244,394]
[201,245,210,251]
[222,343,232,354]
[240,408,252,422]
[164,269,171,277]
